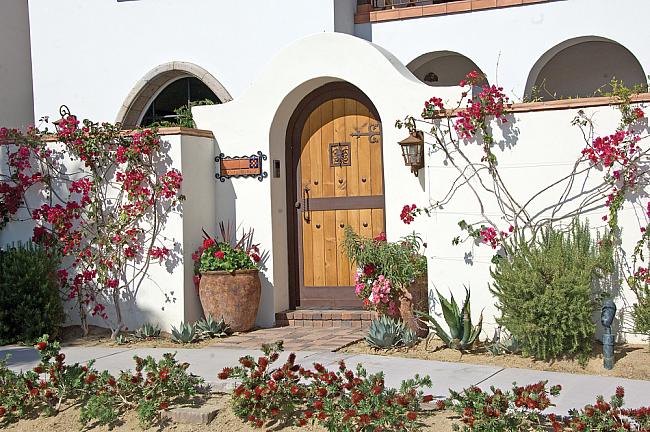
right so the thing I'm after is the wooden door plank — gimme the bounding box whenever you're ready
[347,209,361,282]
[357,105,372,196]
[333,98,347,198]
[335,210,350,286]
[371,208,385,238]
[309,105,323,198]
[320,100,335,198]
[300,113,312,191]
[302,217,314,287]
[323,210,338,286]
[369,110,384,196]
[345,99,360,198]
[360,209,373,239]
[311,211,325,286]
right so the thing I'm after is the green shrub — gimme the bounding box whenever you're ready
[490,220,612,363]
[0,242,64,345]
[632,287,650,343]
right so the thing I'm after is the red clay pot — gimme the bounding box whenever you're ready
[198,269,261,332]
[398,276,430,338]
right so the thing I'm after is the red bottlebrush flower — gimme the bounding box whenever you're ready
[29,388,39,397]
[258,357,269,370]
[159,401,169,410]
[422,394,433,403]
[318,412,327,420]
[297,418,307,426]
[435,399,446,410]
[270,352,279,362]
[317,387,328,397]
[0,406,6,417]
[313,400,324,411]
[255,419,264,428]
[304,411,313,419]
[314,363,326,373]
[214,251,225,259]
[35,341,47,351]
[270,408,280,417]
[159,369,169,380]
[218,367,232,380]
[239,357,254,368]
[108,377,117,387]
[352,391,364,404]
[55,353,65,362]
[85,373,96,384]
[616,386,625,398]
[290,385,299,395]
[33,366,44,374]
[372,385,382,395]
[406,412,417,421]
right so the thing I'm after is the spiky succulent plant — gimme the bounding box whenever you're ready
[196,315,231,339]
[134,322,161,340]
[365,315,418,349]
[171,322,197,344]
[417,287,483,351]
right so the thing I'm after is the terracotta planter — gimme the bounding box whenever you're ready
[198,269,261,332]
[398,276,429,338]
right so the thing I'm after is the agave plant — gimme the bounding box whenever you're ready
[418,287,483,351]
[134,322,161,340]
[171,321,197,344]
[366,315,418,349]
[196,315,231,339]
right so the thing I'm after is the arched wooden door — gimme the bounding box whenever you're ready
[287,83,385,308]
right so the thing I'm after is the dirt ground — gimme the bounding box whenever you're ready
[2,393,459,432]
[59,325,231,349]
[340,338,650,381]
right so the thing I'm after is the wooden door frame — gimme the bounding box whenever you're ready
[285,82,384,309]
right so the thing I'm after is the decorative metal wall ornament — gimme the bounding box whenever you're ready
[215,151,268,182]
[329,142,351,167]
[350,123,381,143]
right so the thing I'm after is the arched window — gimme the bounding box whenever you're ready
[407,51,487,87]
[140,77,219,126]
[526,38,647,101]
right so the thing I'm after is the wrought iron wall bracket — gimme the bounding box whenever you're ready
[215,151,268,182]
[350,123,381,143]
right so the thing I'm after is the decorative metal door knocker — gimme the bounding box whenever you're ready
[215,151,268,182]
[329,142,351,167]
[351,123,381,143]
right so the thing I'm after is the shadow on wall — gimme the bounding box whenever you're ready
[407,51,488,87]
[525,37,648,101]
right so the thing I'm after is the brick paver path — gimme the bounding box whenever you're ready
[210,326,364,351]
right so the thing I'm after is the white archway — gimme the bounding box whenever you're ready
[116,61,232,128]
[525,37,647,100]
[407,51,487,86]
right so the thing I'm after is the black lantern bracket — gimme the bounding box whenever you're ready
[215,151,268,182]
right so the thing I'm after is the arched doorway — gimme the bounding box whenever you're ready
[525,37,647,100]
[407,51,487,86]
[116,62,232,128]
[285,82,385,308]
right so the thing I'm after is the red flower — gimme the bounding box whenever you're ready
[159,401,169,410]
[363,264,376,276]
[616,386,625,398]
[374,232,387,242]
[159,369,169,380]
[203,238,215,249]
[214,251,225,259]
[400,204,418,224]
[0,406,6,417]
[422,394,433,403]
[35,341,47,351]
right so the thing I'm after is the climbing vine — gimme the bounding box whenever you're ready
[0,114,184,338]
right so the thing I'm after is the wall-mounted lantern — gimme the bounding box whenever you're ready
[398,130,424,177]
[52,105,73,133]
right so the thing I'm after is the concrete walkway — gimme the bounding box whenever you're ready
[1,345,648,415]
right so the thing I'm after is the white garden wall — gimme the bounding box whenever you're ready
[0,131,215,333]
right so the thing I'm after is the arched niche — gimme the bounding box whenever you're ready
[407,51,487,87]
[116,62,233,128]
[525,37,647,100]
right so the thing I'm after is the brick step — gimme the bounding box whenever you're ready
[275,309,378,329]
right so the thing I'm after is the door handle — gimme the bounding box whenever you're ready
[303,187,311,223]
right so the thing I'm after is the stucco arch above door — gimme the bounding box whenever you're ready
[116,61,233,128]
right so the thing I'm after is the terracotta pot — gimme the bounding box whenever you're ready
[198,269,261,332]
[398,276,429,338]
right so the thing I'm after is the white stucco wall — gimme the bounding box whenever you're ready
[0,0,34,129]
[0,133,215,332]
[193,32,647,343]
[27,0,344,123]
[366,0,650,100]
